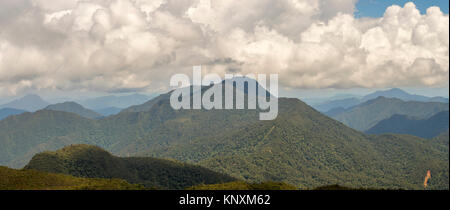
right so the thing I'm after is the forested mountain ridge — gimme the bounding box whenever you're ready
[328,97,449,131]
[366,111,449,138]
[94,107,122,116]
[134,97,448,189]
[313,88,449,113]
[0,110,98,167]
[0,84,448,189]
[24,144,236,189]
[44,102,103,119]
[361,88,449,103]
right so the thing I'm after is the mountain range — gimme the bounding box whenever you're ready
[94,107,122,116]
[0,93,156,114]
[366,111,449,138]
[314,88,449,113]
[44,102,103,119]
[79,94,157,110]
[0,93,154,120]
[362,88,449,103]
[327,97,449,131]
[0,83,448,189]
[0,94,49,112]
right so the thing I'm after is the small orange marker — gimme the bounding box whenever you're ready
[423,170,431,188]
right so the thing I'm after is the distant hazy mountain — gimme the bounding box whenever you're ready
[0,94,49,112]
[314,98,360,112]
[314,88,449,112]
[366,111,449,138]
[429,96,450,103]
[44,102,102,119]
[94,107,122,116]
[80,94,157,109]
[25,144,236,189]
[0,108,27,120]
[324,107,347,117]
[120,93,171,113]
[330,97,449,131]
[362,88,448,103]
[302,94,360,107]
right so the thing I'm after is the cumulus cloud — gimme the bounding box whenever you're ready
[0,0,448,96]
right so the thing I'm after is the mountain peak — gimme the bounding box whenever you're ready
[386,88,408,94]
[46,101,84,109]
[364,96,402,104]
[362,88,410,101]
[0,94,49,112]
[44,102,102,119]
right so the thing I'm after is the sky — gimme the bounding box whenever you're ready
[356,0,449,17]
[0,0,448,100]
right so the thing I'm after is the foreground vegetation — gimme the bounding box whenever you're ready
[0,166,144,190]
[188,182,385,190]
[24,144,236,189]
[0,167,378,190]
[187,181,298,190]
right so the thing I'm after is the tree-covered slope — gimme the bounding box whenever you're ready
[187,181,298,190]
[330,97,449,131]
[366,111,449,138]
[0,110,100,167]
[133,97,448,189]
[44,102,103,119]
[24,144,236,189]
[0,85,448,190]
[0,166,144,190]
[94,107,122,116]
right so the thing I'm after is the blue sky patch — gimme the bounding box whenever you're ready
[355,0,449,18]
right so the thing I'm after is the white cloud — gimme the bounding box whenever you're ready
[0,0,448,96]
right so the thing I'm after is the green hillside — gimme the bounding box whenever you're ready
[24,144,236,189]
[188,182,379,190]
[187,181,298,190]
[329,97,449,131]
[0,110,99,167]
[0,86,448,190]
[133,97,448,189]
[366,111,449,138]
[44,102,103,119]
[0,166,144,190]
